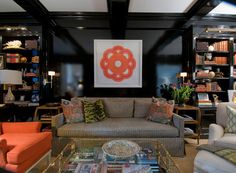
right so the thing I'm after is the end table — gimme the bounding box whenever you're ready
[174,105,201,144]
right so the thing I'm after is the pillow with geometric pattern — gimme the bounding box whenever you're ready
[146,97,174,124]
[225,106,236,133]
[61,99,84,123]
[83,99,107,123]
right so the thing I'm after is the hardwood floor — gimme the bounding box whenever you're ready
[172,138,208,173]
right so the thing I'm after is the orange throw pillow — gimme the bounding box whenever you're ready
[146,98,174,124]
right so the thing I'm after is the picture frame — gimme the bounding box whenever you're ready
[228,90,236,102]
[0,53,6,69]
[197,93,209,101]
[94,39,142,88]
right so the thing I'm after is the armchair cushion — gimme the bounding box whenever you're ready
[2,122,41,134]
[225,106,236,133]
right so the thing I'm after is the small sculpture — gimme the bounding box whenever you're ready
[213,94,221,105]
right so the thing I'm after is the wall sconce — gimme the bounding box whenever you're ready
[180,72,187,83]
[43,71,56,88]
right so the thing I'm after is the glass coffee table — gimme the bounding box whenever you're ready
[43,138,180,173]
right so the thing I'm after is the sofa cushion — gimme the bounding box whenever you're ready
[225,106,236,133]
[103,98,134,118]
[61,99,84,123]
[83,99,107,123]
[214,133,236,149]
[146,98,174,124]
[1,132,52,165]
[134,98,152,118]
[57,118,179,138]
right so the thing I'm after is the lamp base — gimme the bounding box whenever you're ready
[4,86,15,103]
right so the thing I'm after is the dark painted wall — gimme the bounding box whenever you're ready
[51,28,184,98]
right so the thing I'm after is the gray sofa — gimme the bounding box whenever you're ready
[52,97,184,156]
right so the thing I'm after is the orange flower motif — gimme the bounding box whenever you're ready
[100,45,136,82]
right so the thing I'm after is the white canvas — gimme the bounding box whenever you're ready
[94,39,142,88]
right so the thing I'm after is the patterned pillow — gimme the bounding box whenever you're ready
[225,106,236,133]
[83,99,107,123]
[146,97,174,124]
[61,99,84,123]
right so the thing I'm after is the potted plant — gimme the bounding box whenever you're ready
[160,83,194,106]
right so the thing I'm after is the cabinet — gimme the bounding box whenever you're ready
[174,105,201,144]
[193,38,231,107]
[2,36,40,105]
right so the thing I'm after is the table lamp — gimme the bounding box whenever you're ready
[0,69,22,103]
[180,72,187,83]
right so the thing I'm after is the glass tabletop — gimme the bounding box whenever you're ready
[43,138,180,173]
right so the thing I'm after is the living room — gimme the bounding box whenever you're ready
[0,0,235,173]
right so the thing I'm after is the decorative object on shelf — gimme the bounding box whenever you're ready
[208,45,214,52]
[0,53,6,69]
[160,83,194,106]
[205,52,212,60]
[213,94,221,105]
[3,40,24,50]
[31,56,39,63]
[208,71,215,78]
[0,69,22,103]
[102,140,140,159]
[20,57,27,63]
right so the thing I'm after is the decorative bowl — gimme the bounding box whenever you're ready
[102,140,141,159]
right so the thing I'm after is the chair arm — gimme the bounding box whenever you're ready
[2,122,41,133]
[51,113,65,137]
[208,123,224,145]
[0,138,8,167]
[172,113,184,138]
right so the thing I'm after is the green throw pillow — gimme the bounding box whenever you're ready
[83,99,107,123]
[225,106,236,133]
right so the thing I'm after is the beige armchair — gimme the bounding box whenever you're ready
[194,102,236,173]
[208,102,236,149]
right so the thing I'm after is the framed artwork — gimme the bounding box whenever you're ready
[94,39,142,88]
[0,53,6,69]
[228,90,236,102]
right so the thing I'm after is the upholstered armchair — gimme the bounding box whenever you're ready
[194,102,236,173]
[0,122,52,173]
[208,102,236,149]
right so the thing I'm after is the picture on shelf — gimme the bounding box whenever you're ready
[197,93,209,101]
[228,90,236,103]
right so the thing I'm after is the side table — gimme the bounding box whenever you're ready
[34,104,62,130]
[174,105,201,144]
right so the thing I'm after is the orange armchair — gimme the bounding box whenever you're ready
[0,122,52,173]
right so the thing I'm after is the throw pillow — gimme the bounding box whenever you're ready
[83,99,107,123]
[146,97,174,124]
[225,106,236,133]
[61,99,84,123]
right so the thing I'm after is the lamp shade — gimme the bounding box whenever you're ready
[180,72,187,77]
[0,69,22,85]
[48,71,55,76]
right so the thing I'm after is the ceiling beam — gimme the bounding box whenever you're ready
[13,0,87,55]
[107,0,130,39]
[148,0,221,55]
[13,0,56,33]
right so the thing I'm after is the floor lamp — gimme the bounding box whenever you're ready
[0,70,22,103]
